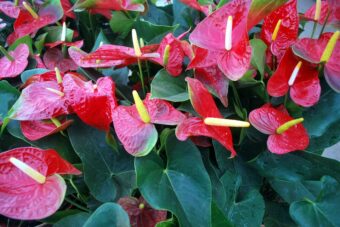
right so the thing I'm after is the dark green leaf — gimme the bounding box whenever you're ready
[250,39,267,78]
[8,35,33,54]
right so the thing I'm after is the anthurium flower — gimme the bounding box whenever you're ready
[61,0,76,20]
[13,1,63,39]
[176,78,250,157]
[187,46,229,107]
[260,0,299,59]
[0,147,81,220]
[151,33,190,76]
[9,80,69,120]
[304,0,340,28]
[21,118,73,141]
[0,44,29,79]
[189,0,252,81]
[292,32,340,92]
[179,0,213,16]
[267,48,320,107]
[73,0,145,14]
[249,105,309,154]
[0,1,20,18]
[62,74,117,131]
[43,48,78,73]
[118,196,167,227]
[112,92,185,156]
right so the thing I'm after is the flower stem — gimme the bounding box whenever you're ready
[64,197,90,212]
[116,87,131,104]
[319,11,330,38]
[311,21,317,38]
[14,0,19,6]
[284,93,288,107]
[0,46,14,61]
[137,59,146,95]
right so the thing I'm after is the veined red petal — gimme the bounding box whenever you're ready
[61,0,76,19]
[21,119,73,141]
[74,0,145,12]
[195,66,229,107]
[0,44,29,79]
[10,81,69,121]
[261,0,299,58]
[144,94,186,125]
[112,106,158,156]
[187,46,217,70]
[304,1,329,24]
[179,0,212,16]
[176,117,236,156]
[325,60,340,92]
[186,77,222,118]
[43,48,78,73]
[0,1,19,18]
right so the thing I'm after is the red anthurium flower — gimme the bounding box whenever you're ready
[179,0,213,16]
[9,80,69,121]
[176,78,250,157]
[0,147,81,220]
[188,46,229,107]
[79,30,160,68]
[0,44,29,79]
[261,0,299,59]
[63,74,117,131]
[118,196,167,227]
[61,0,76,20]
[13,1,63,39]
[304,0,340,28]
[292,32,340,92]
[249,105,309,154]
[189,0,252,81]
[0,1,20,18]
[267,48,320,107]
[151,33,190,76]
[112,92,185,156]
[21,118,73,141]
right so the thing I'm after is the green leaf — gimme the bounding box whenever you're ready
[8,35,33,54]
[34,33,48,54]
[135,19,178,43]
[264,201,297,227]
[50,211,90,226]
[135,132,212,227]
[44,26,74,43]
[83,203,130,227]
[0,81,19,122]
[68,117,135,202]
[248,151,340,203]
[250,39,267,78]
[289,176,340,227]
[109,12,135,39]
[151,69,189,102]
[303,87,340,154]
[211,202,233,227]
[91,30,110,51]
[21,68,50,83]
[172,0,200,36]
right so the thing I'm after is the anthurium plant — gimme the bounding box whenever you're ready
[0,0,339,226]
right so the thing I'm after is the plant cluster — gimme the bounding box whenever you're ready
[0,0,339,226]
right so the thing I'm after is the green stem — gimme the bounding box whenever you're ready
[61,44,68,58]
[319,11,330,38]
[230,81,242,108]
[14,0,19,6]
[311,21,317,38]
[145,61,151,85]
[137,59,146,95]
[69,177,86,203]
[0,46,14,61]
[64,197,90,212]
[116,87,131,104]
[284,93,288,107]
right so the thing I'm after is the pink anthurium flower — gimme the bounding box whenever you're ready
[176,78,250,157]
[0,44,29,79]
[61,0,76,20]
[112,92,185,156]
[189,0,252,81]
[13,1,63,39]
[0,147,81,220]
[0,1,20,18]
[292,32,340,92]
[118,196,167,227]
[261,0,299,59]
[249,104,309,154]
[79,29,160,68]
[62,74,117,131]
[267,48,320,107]
[21,118,73,141]
[151,33,190,77]
[304,0,340,28]
[188,46,229,107]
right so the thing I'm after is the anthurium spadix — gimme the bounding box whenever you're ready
[292,32,340,92]
[112,92,185,156]
[0,147,81,220]
[176,78,250,157]
[249,105,309,154]
[261,0,299,59]
[267,48,321,107]
[0,44,29,79]
[189,0,252,81]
